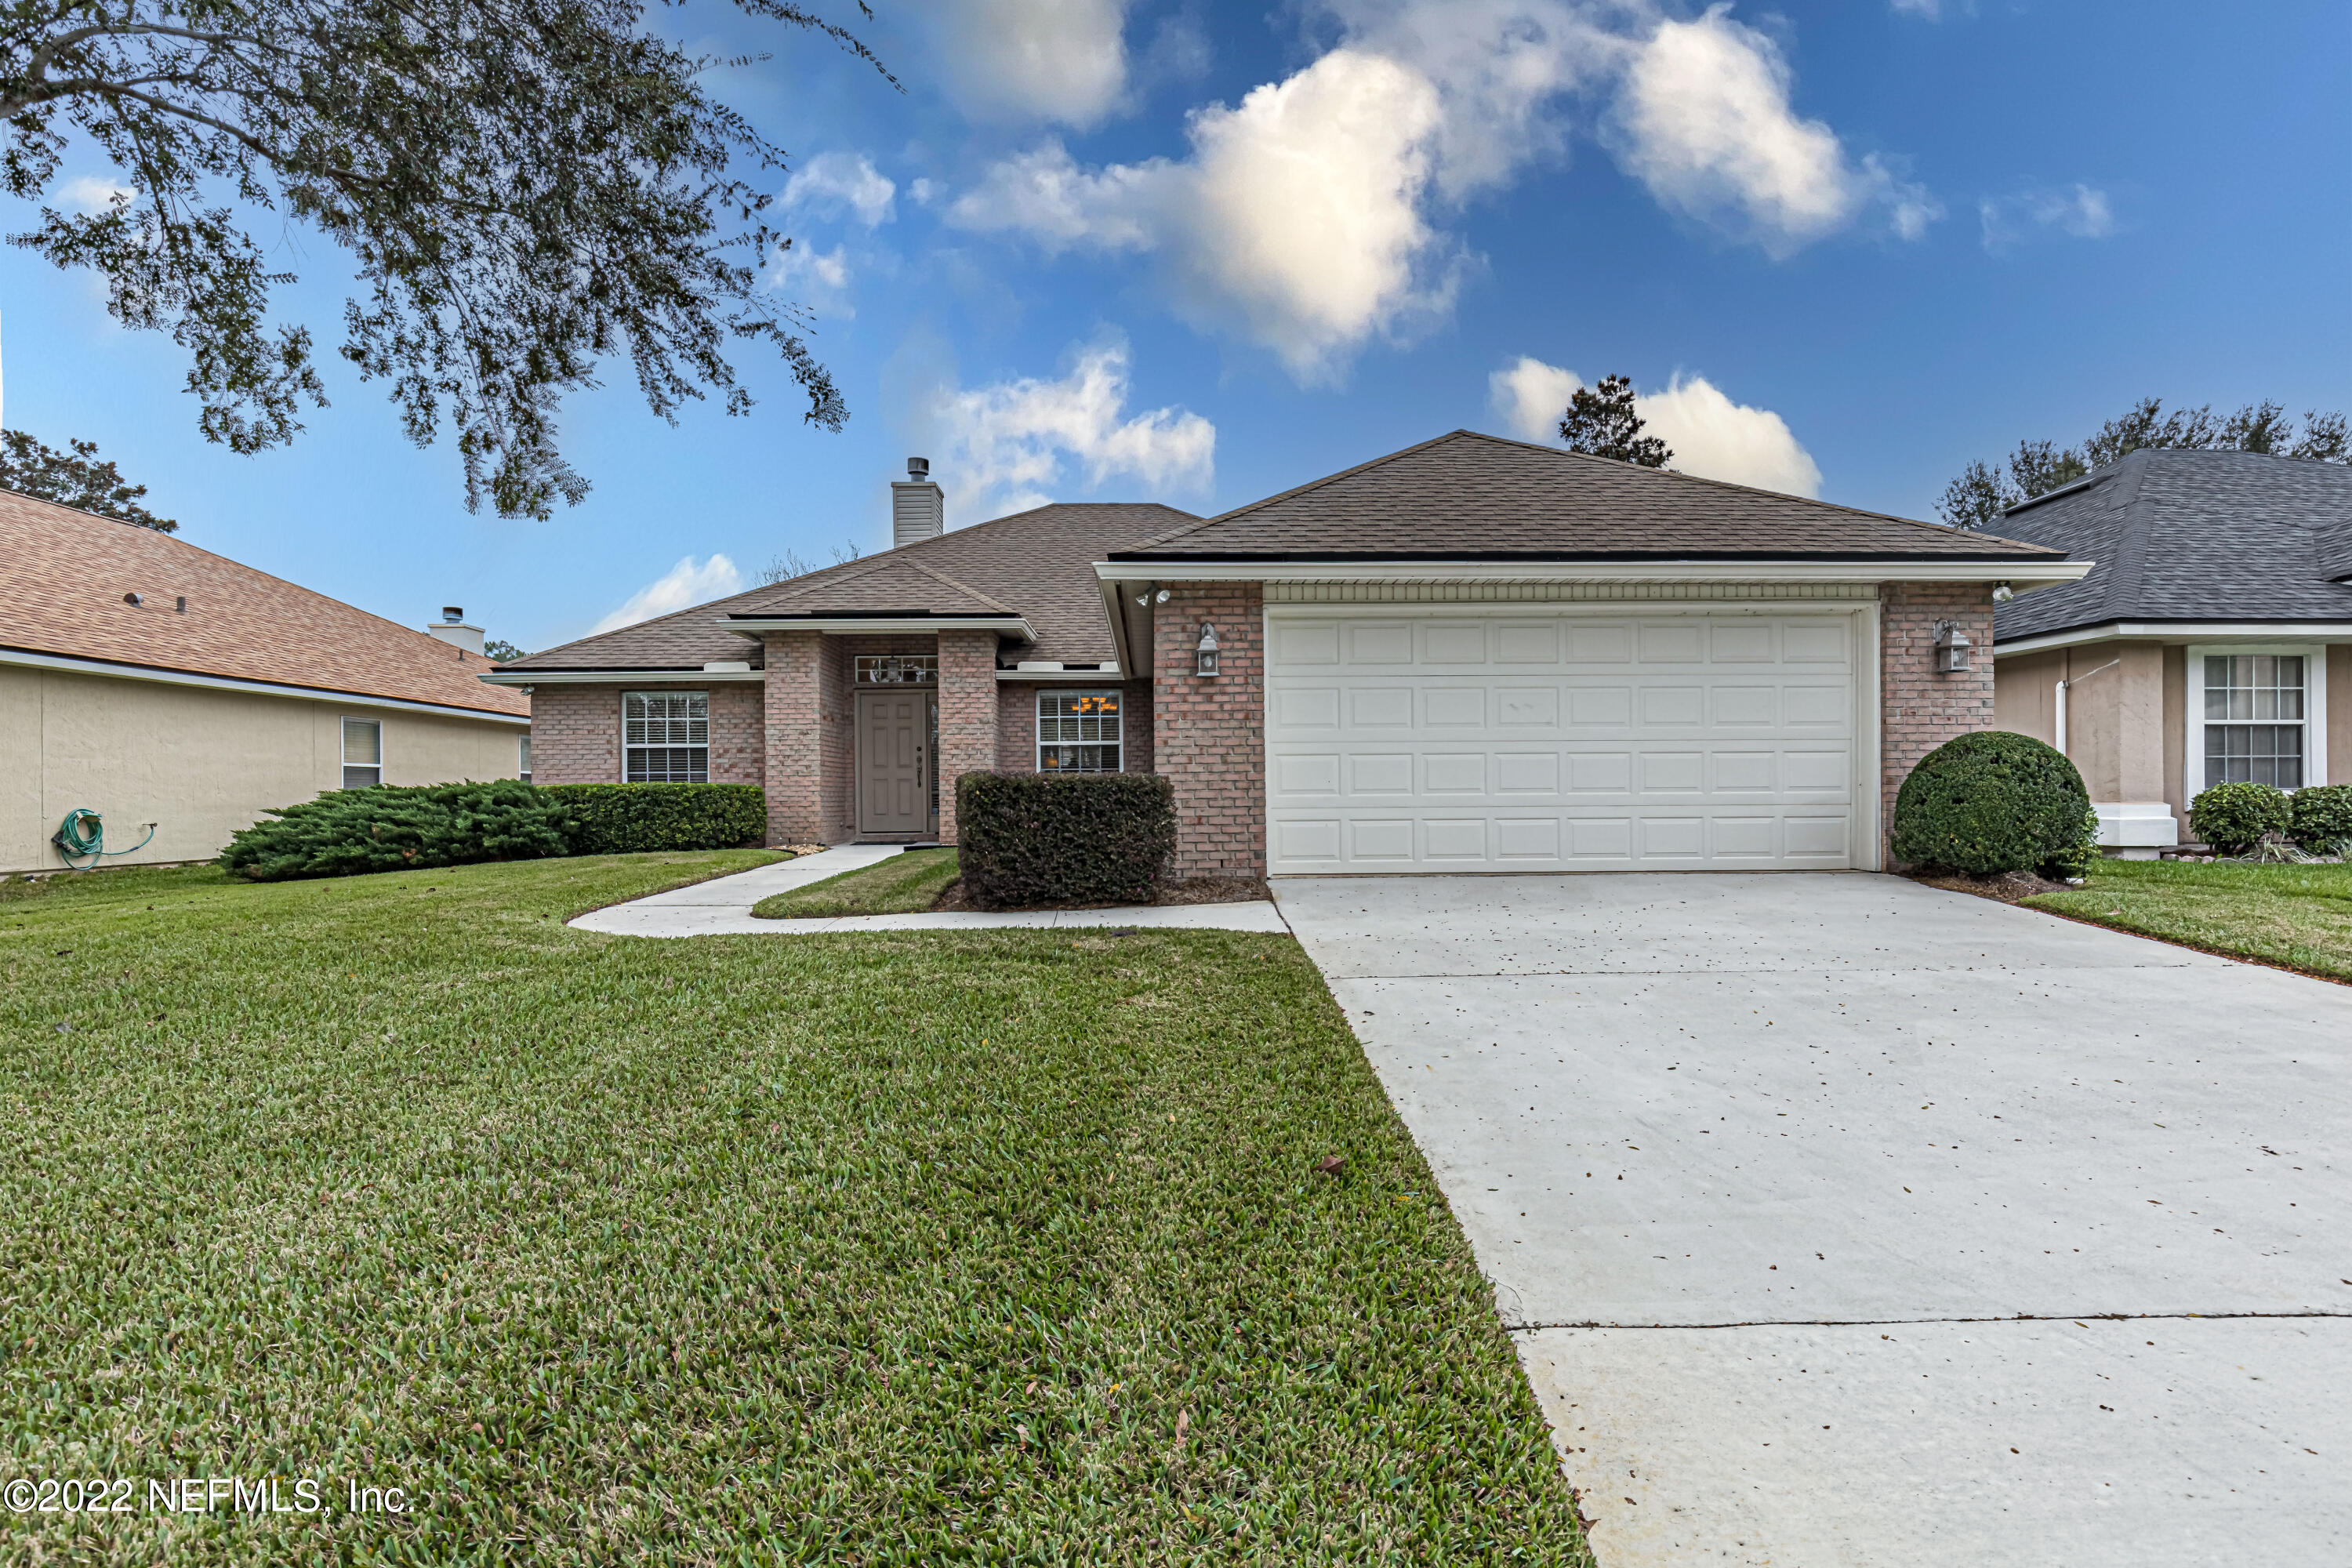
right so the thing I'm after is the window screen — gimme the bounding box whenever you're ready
[1038,690,1122,773]
[340,717,382,789]
[2204,655,2305,788]
[624,691,710,782]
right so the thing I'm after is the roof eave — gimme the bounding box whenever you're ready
[719,614,1036,637]
[1993,619,2352,656]
[1094,558,2090,588]
[479,667,768,684]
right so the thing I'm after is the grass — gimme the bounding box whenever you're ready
[752,847,960,920]
[0,853,1588,1564]
[2025,855,2352,982]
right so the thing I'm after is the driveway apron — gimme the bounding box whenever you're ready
[1274,872,2352,1567]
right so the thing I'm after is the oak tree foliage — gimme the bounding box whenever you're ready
[0,427,176,529]
[2,0,891,518]
[1939,398,2350,529]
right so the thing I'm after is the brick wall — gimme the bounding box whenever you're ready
[1882,583,1998,855]
[936,630,1000,844]
[762,633,826,845]
[1152,583,1265,877]
[528,681,763,788]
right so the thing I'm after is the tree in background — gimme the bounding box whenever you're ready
[0,430,175,531]
[1557,375,1671,467]
[757,542,862,585]
[1939,398,2350,528]
[0,0,893,520]
[483,639,527,663]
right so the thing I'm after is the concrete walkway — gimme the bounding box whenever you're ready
[570,844,1289,937]
[1274,871,2352,1566]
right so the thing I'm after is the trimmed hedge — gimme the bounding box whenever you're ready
[540,783,768,855]
[2190,781,2292,855]
[222,781,570,881]
[955,772,1177,909]
[1891,731,2095,877]
[2288,782,2352,855]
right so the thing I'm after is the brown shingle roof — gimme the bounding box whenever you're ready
[0,488,528,717]
[1113,430,2070,561]
[505,501,1198,672]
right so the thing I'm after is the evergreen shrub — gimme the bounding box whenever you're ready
[955,772,1176,909]
[2189,782,2292,855]
[539,783,767,855]
[2287,782,2352,855]
[1890,731,2095,877]
[222,781,570,881]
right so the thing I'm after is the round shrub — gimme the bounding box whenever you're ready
[2287,782,2352,855]
[2190,781,2292,855]
[1891,731,2093,877]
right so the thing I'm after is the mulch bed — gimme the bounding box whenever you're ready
[933,874,1271,913]
[1907,869,2074,904]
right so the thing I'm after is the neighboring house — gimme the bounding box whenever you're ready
[2,489,531,873]
[1990,449,2352,854]
[497,432,2081,876]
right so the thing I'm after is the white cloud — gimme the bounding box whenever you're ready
[954,2,1926,376]
[1638,372,1821,496]
[1979,183,2115,252]
[58,174,135,212]
[1889,0,1942,15]
[1487,355,1821,495]
[931,0,1131,129]
[927,338,1214,517]
[1610,6,1936,256]
[766,241,852,313]
[590,555,744,634]
[952,49,1455,382]
[1488,354,1582,441]
[782,151,895,225]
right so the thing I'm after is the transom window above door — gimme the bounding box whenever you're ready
[855,655,936,684]
[624,691,709,782]
[2204,654,2304,788]
[1039,690,1121,772]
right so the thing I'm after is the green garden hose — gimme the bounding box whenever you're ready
[52,809,157,870]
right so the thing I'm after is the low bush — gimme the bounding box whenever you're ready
[955,772,1176,909]
[222,781,570,881]
[2288,782,2352,855]
[540,783,768,855]
[1891,731,2095,877]
[2190,781,2292,855]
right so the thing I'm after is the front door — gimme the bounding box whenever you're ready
[856,688,930,836]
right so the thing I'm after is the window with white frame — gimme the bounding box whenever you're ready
[624,691,710,782]
[1038,690,1122,772]
[518,735,532,784]
[340,717,382,789]
[2201,653,2309,788]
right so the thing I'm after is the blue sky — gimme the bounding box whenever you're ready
[6,0,2346,653]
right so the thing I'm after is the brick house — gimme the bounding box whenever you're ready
[490,432,2084,875]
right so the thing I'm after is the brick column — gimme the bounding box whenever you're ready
[1881,583,1997,857]
[1153,583,1265,877]
[763,632,826,846]
[936,630,1000,844]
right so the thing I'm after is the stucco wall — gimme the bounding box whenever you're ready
[2,664,523,873]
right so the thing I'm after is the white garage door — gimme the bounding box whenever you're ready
[1265,605,1866,874]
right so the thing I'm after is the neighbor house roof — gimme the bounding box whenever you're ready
[0,488,528,718]
[1991,448,2352,641]
[499,501,1198,674]
[1109,430,2070,563]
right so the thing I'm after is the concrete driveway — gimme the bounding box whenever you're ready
[1274,873,2352,1566]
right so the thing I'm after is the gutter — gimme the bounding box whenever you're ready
[1993,620,2352,657]
[1092,559,2092,589]
[2,644,530,724]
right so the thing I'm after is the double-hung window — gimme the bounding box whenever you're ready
[2201,655,2307,789]
[517,736,533,785]
[340,717,383,789]
[1038,690,1122,772]
[624,691,710,782]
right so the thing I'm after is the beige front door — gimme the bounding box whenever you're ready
[856,688,931,836]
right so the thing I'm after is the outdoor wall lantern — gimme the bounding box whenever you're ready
[1932,619,1973,673]
[1196,622,1220,677]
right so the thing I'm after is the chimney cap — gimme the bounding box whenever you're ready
[906,456,930,482]
[439,605,465,622]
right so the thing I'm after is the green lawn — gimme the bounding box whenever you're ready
[753,847,960,919]
[2026,855,2352,982]
[0,854,1587,1563]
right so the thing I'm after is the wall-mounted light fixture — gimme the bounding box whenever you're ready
[1156,589,1171,604]
[1196,622,1220,677]
[1991,580,2014,604]
[1932,619,1972,673]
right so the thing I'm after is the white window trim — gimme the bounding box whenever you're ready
[622,689,712,784]
[1036,688,1125,774]
[2185,644,2327,796]
[340,715,383,789]
[518,735,532,784]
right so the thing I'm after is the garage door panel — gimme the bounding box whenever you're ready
[1265,608,1860,873]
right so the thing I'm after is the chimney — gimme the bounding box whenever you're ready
[426,606,485,655]
[891,457,944,548]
